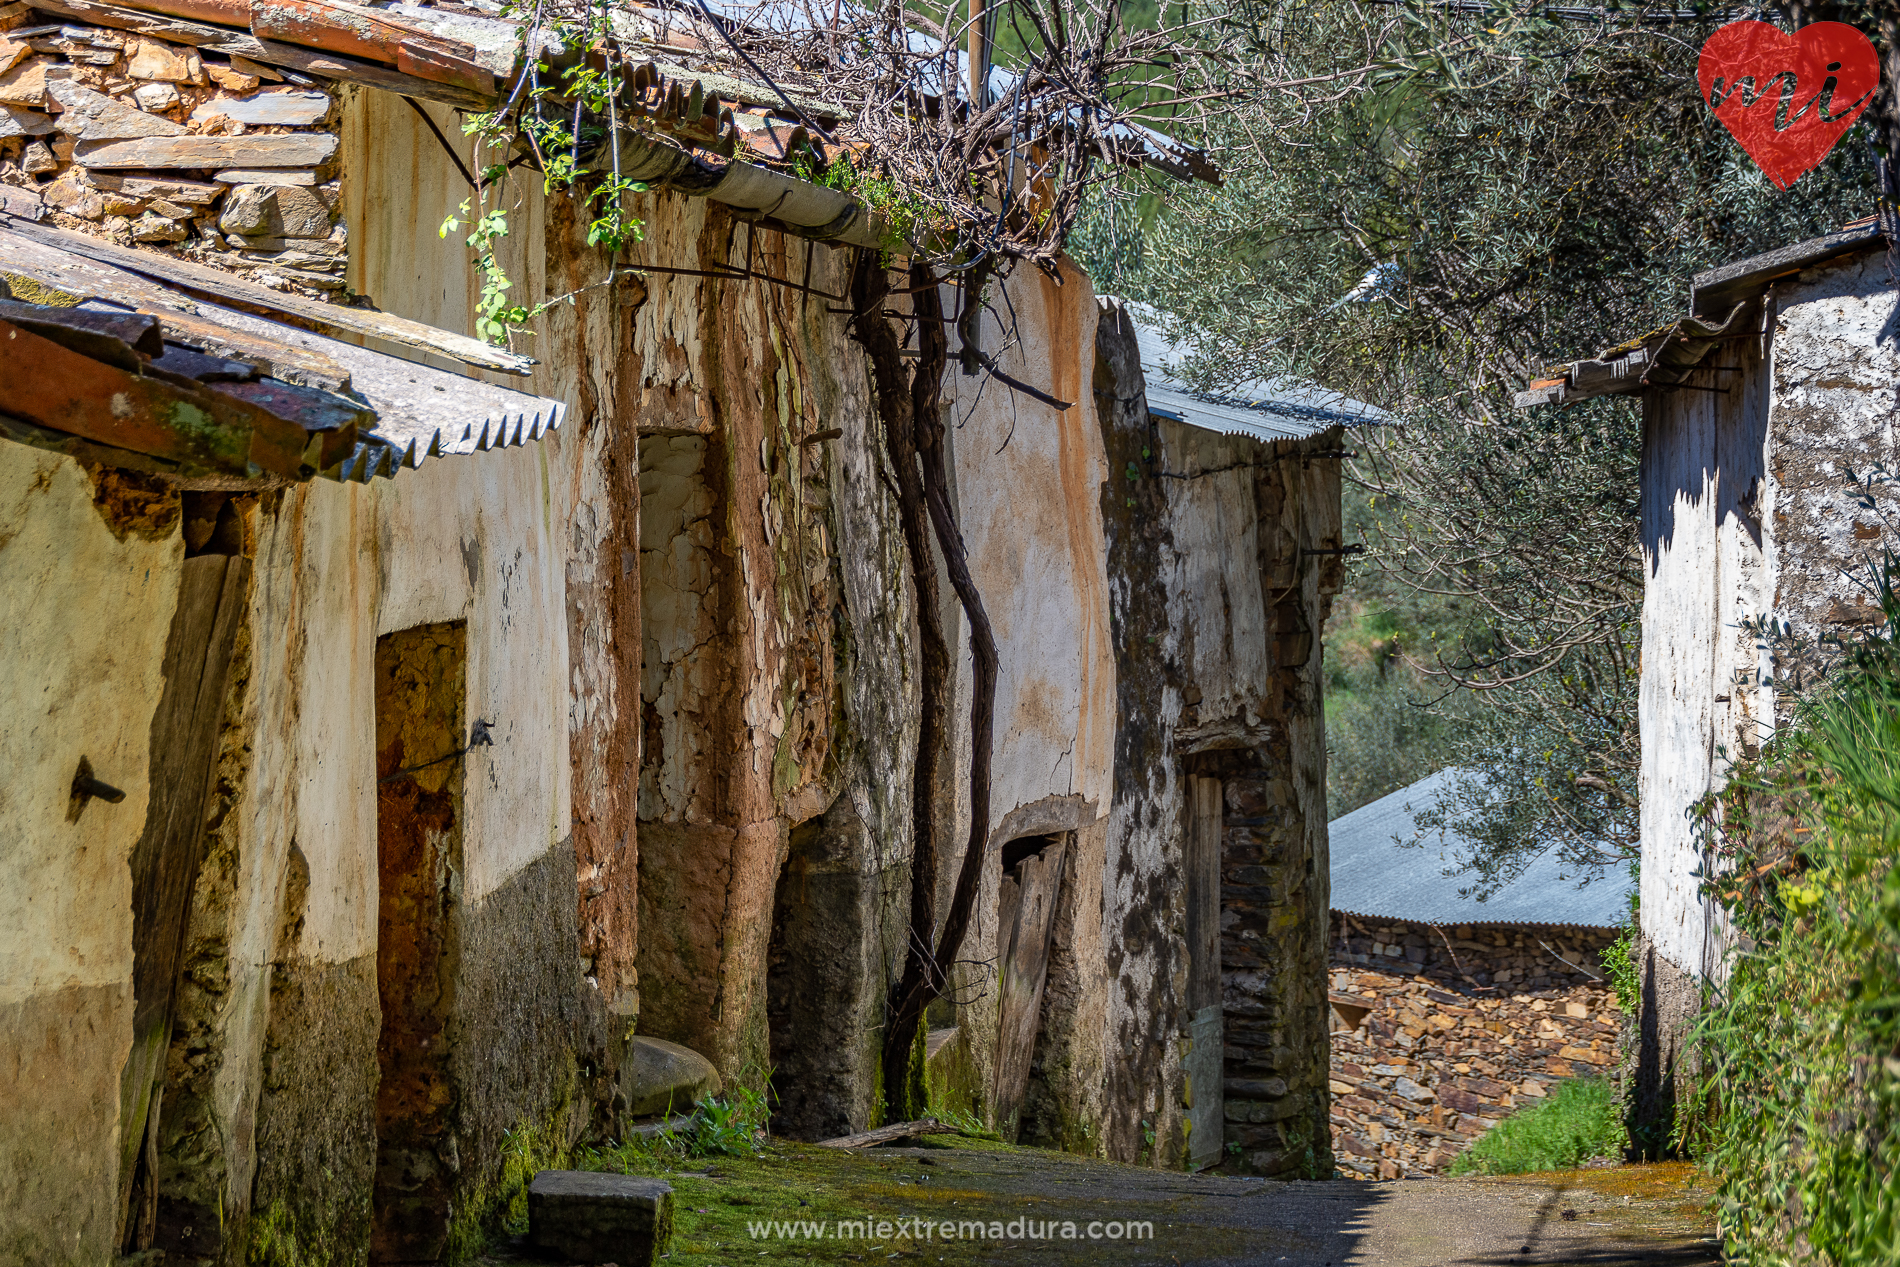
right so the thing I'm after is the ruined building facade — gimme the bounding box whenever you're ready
[0,7,1342,1262]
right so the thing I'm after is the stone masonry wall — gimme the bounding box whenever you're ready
[1,12,345,294]
[1327,914,1621,1179]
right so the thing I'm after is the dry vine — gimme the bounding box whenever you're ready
[473,0,1463,1117]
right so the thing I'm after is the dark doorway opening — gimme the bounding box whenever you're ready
[371,621,466,1264]
[991,832,1069,1140]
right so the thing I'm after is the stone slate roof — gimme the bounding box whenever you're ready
[1328,768,1634,929]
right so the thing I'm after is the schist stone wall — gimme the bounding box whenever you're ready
[0,17,346,294]
[1326,915,1621,1178]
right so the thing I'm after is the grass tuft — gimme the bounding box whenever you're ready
[1449,1079,1623,1176]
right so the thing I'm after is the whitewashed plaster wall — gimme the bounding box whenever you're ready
[936,260,1115,1132]
[0,449,180,1265]
[1640,251,1900,980]
[945,262,1115,826]
[1638,340,1770,983]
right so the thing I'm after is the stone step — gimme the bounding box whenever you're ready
[528,1170,673,1267]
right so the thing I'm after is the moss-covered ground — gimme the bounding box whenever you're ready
[476,1134,1716,1267]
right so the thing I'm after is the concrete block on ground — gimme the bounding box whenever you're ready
[529,1170,673,1266]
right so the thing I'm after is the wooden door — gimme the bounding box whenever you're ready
[991,834,1068,1140]
[1185,776,1224,1169]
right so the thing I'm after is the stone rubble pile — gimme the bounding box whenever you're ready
[0,4,345,294]
[1326,916,1621,1179]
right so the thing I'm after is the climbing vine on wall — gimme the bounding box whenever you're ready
[438,0,649,344]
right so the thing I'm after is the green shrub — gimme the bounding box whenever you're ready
[1449,1079,1623,1176]
[1690,571,1900,1267]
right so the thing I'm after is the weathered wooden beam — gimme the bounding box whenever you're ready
[0,215,537,374]
[0,315,314,474]
[248,0,494,96]
[116,552,250,1250]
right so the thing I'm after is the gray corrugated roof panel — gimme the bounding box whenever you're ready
[1124,302,1389,442]
[0,224,564,484]
[202,305,566,483]
[1328,769,1633,929]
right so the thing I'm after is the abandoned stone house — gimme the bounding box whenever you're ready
[1,2,1353,1263]
[1516,213,1900,1140]
[1324,769,1632,1178]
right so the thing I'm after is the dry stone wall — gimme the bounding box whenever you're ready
[0,11,345,294]
[1327,914,1621,1178]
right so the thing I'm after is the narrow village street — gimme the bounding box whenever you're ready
[4,0,1896,1262]
[479,1143,1718,1267]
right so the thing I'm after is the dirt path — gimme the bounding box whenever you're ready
[484,1140,1719,1267]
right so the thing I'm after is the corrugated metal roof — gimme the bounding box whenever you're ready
[1124,303,1388,442]
[1328,769,1633,929]
[201,303,566,482]
[0,225,563,483]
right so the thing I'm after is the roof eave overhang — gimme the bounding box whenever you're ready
[1517,218,1891,412]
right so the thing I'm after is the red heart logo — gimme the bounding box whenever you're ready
[1699,20,1880,190]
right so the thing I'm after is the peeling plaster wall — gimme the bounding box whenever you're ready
[1636,250,1900,1143]
[346,86,917,1109]
[344,87,644,1021]
[620,200,901,1081]
[939,263,1118,1144]
[1091,300,1341,1174]
[196,445,587,1262]
[0,449,180,1267]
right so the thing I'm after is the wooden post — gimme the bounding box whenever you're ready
[1186,776,1224,1169]
[967,0,988,111]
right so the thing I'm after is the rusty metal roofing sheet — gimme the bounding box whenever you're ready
[1126,303,1388,442]
[0,224,563,482]
[1513,302,1756,410]
[1328,769,1633,929]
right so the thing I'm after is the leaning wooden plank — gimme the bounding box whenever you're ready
[115,553,250,1246]
[23,0,497,109]
[75,132,339,168]
[0,215,536,374]
[813,1119,957,1149]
